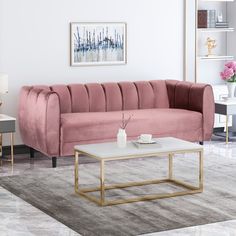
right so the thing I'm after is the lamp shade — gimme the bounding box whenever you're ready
[0,74,8,94]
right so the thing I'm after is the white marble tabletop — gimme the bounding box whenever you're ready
[74,137,202,160]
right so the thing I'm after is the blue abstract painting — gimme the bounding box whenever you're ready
[70,22,126,66]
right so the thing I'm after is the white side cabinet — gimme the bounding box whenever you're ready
[212,84,232,128]
[0,114,15,166]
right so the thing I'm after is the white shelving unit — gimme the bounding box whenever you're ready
[195,0,235,128]
[195,0,235,83]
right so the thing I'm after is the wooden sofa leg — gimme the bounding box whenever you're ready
[52,157,57,168]
[30,147,35,158]
[199,141,204,145]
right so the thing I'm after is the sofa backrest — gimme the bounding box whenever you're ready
[34,80,170,113]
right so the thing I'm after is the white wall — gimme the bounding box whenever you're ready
[0,0,184,145]
[185,0,196,83]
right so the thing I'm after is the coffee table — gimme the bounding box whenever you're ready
[74,137,203,206]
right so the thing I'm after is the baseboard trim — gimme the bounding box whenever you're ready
[3,144,29,155]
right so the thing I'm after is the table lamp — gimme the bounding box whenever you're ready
[0,73,8,106]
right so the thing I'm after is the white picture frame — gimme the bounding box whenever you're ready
[70,22,127,66]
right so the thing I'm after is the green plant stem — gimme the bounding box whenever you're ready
[228,74,236,82]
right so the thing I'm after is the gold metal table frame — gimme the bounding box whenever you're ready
[74,149,203,206]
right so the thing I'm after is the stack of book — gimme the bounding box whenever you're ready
[215,22,229,28]
[198,10,216,28]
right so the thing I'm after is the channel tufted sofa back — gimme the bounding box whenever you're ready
[33,80,170,113]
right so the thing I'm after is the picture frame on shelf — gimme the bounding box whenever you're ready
[70,22,127,66]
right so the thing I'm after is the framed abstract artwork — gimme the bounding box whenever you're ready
[70,22,127,66]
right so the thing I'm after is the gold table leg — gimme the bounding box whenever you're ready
[10,133,14,166]
[75,151,79,193]
[168,154,173,180]
[0,133,2,166]
[199,150,204,190]
[100,160,105,206]
[226,115,229,144]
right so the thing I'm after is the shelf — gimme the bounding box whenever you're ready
[198,28,234,32]
[198,55,234,61]
[199,0,234,2]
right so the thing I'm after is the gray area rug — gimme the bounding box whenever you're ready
[1,152,236,236]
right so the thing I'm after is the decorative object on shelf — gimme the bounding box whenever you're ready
[206,37,217,57]
[217,12,223,23]
[70,22,127,66]
[215,22,229,28]
[215,11,228,28]
[220,61,236,98]
[117,113,133,148]
[0,73,8,107]
[198,10,216,28]
[198,10,208,28]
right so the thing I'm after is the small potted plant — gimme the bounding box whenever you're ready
[117,113,133,148]
[220,61,236,98]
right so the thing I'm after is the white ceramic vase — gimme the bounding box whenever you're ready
[227,82,236,98]
[117,128,127,148]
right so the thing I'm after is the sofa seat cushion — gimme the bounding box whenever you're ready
[60,109,202,152]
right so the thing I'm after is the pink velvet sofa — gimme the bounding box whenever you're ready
[18,80,215,167]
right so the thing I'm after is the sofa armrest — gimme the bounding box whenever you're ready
[18,86,60,156]
[166,80,215,141]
